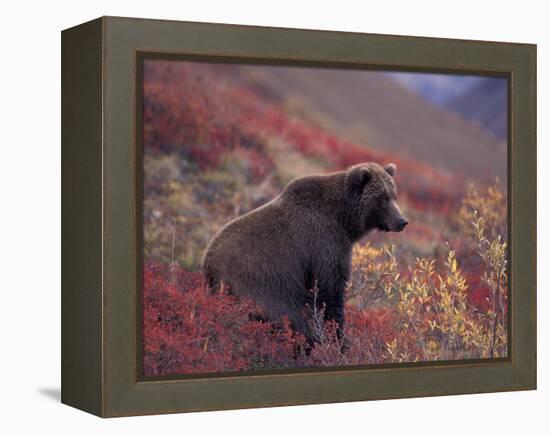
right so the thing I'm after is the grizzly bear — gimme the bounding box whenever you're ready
[202,162,408,344]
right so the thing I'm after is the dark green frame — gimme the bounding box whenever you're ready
[62,16,536,417]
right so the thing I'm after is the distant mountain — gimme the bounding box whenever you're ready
[388,73,507,141]
[389,72,481,105]
[445,78,508,140]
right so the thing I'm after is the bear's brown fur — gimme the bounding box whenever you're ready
[202,162,408,344]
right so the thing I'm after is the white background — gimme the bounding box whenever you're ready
[0,0,546,432]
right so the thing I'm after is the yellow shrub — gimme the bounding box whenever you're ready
[457,179,506,239]
[349,182,508,363]
[348,243,399,309]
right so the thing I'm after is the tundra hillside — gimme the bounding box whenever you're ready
[142,60,507,376]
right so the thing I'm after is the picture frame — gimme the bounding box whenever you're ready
[61,16,536,417]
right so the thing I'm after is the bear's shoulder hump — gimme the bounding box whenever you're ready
[282,176,324,201]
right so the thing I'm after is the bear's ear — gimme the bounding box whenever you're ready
[346,166,372,191]
[385,163,396,177]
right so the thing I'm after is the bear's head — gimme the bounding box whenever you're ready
[345,162,408,238]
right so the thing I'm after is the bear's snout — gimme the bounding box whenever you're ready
[385,199,408,232]
[394,217,408,232]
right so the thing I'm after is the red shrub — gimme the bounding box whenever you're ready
[142,262,303,376]
[462,270,491,312]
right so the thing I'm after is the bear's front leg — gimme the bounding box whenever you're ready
[313,255,349,337]
[322,288,345,340]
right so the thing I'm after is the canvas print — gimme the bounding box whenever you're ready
[141,59,508,377]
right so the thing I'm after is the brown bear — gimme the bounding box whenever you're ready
[202,162,408,344]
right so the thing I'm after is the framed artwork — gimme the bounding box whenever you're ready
[61,16,536,417]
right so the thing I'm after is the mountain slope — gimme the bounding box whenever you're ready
[445,77,508,140]
[237,65,506,182]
